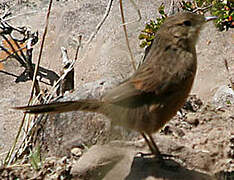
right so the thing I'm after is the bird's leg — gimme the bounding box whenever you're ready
[139,132,161,157]
[147,134,162,155]
[139,132,174,159]
[148,134,175,159]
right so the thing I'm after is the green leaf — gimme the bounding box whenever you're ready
[29,146,41,171]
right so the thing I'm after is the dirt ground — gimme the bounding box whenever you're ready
[0,0,233,179]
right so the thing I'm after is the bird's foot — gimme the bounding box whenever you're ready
[136,152,180,170]
[136,151,174,159]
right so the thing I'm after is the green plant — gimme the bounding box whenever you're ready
[139,0,233,48]
[210,0,233,31]
[180,0,233,31]
[29,146,42,171]
[138,4,167,48]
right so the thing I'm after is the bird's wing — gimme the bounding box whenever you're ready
[104,47,196,105]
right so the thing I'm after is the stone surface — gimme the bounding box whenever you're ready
[212,85,234,108]
[71,144,215,180]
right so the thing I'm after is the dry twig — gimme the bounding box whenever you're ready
[4,0,54,165]
[119,0,136,71]
[121,0,142,25]
[224,59,234,90]
[74,35,82,61]
[29,0,53,101]
[86,0,114,45]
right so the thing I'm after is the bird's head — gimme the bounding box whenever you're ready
[159,12,216,46]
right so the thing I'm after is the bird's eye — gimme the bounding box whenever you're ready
[183,20,192,26]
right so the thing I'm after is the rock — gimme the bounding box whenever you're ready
[71,144,136,180]
[71,144,216,180]
[183,95,203,112]
[185,113,200,126]
[212,85,234,108]
[39,77,138,156]
[71,148,82,157]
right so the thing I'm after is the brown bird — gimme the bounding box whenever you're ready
[14,12,216,157]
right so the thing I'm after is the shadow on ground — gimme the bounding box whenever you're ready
[71,144,215,180]
[0,64,59,85]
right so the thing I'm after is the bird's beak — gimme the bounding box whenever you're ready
[205,16,217,22]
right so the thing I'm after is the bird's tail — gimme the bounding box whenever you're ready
[13,99,103,114]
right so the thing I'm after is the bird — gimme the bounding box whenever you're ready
[14,12,216,158]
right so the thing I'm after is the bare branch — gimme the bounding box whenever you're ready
[121,0,142,26]
[119,0,136,71]
[29,0,53,100]
[224,59,234,90]
[75,35,82,61]
[86,0,114,45]
[4,0,54,165]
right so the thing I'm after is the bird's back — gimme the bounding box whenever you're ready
[101,31,197,133]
